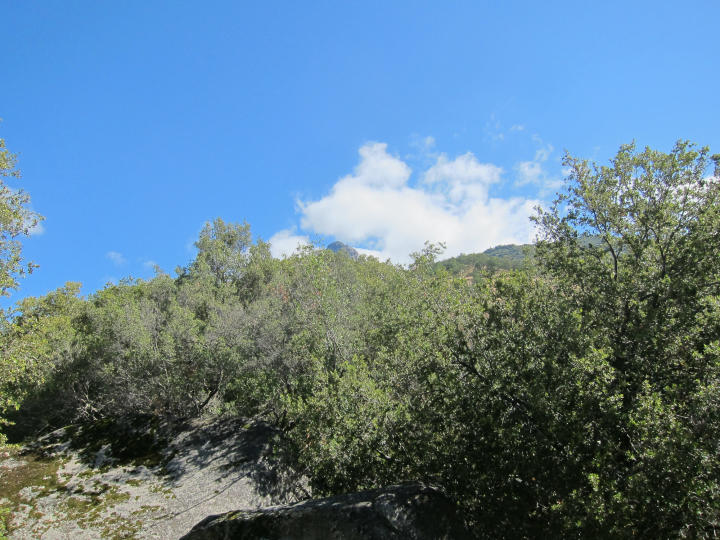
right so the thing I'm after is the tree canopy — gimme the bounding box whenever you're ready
[0,134,42,297]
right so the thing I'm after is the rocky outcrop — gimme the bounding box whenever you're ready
[3,417,307,539]
[326,241,360,260]
[180,482,472,540]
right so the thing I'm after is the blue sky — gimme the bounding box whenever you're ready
[2,1,718,304]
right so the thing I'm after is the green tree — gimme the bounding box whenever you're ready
[532,141,720,535]
[71,276,213,419]
[0,134,43,297]
[1,283,84,441]
[189,218,252,288]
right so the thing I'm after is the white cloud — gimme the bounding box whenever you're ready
[348,142,411,189]
[354,247,386,259]
[269,229,310,258]
[424,152,503,204]
[106,251,126,266]
[295,142,539,263]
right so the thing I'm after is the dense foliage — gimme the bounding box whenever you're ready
[2,140,719,537]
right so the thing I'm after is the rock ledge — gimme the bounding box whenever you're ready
[181,482,471,540]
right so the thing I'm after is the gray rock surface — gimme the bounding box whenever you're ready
[180,482,472,540]
[4,417,306,539]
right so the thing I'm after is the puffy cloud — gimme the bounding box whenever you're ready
[295,142,539,263]
[106,251,126,266]
[424,152,503,204]
[269,229,310,258]
[346,142,411,189]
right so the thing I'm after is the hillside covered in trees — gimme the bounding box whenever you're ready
[2,140,720,537]
[435,243,532,280]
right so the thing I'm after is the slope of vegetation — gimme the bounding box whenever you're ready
[2,140,720,537]
[436,243,533,280]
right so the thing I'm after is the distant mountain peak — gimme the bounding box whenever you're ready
[326,241,359,260]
